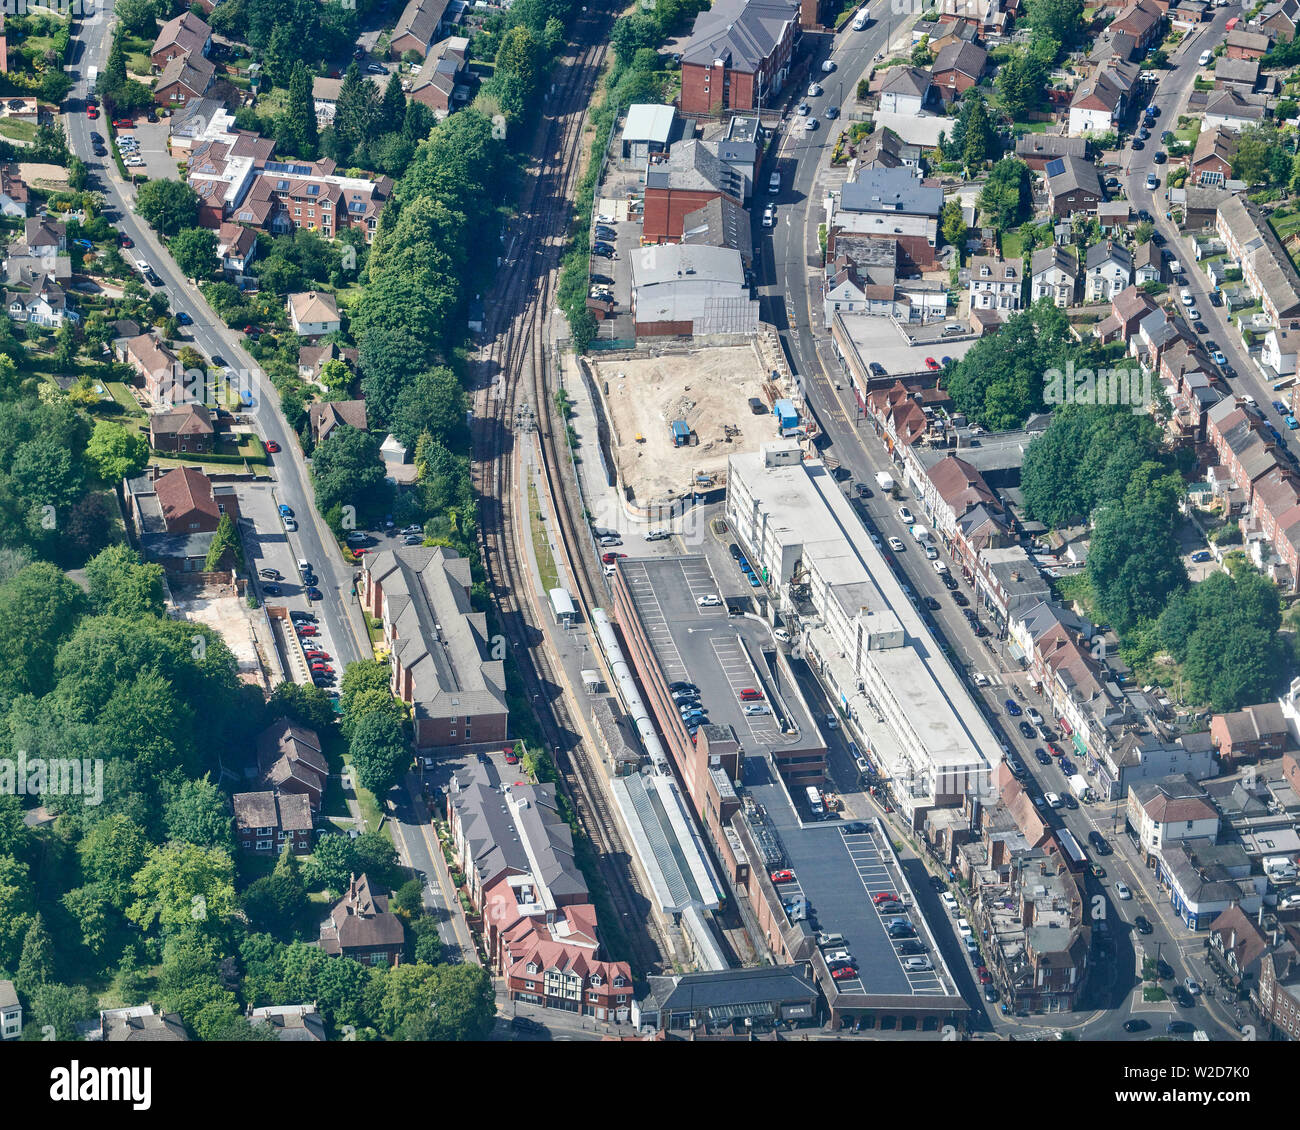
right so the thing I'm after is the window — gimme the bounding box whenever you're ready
[256,840,271,850]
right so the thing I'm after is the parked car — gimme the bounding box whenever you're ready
[1190,550,1212,563]
[697,594,722,607]
[1035,748,1052,766]
[1004,698,1022,717]
[897,506,914,523]
[770,869,794,884]
[1134,915,1153,935]
[743,704,771,715]
[1123,1019,1150,1033]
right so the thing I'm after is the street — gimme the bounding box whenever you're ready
[65,2,369,670]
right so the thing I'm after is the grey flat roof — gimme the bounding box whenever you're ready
[840,167,943,217]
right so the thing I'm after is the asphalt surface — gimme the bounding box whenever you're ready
[66,3,368,670]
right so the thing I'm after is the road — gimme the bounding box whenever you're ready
[65,2,368,670]
[1125,3,1300,447]
[757,12,1245,1040]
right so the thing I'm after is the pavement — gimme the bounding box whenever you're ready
[66,0,371,674]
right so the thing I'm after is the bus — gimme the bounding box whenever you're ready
[805,786,825,819]
[1056,827,1087,873]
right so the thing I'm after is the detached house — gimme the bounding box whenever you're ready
[407,35,470,116]
[1225,27,1271,58]
[930,41,986,103]
[232,790,313,855]
[319,874,406,967]
[1045,154,1103,218]
[1262,324,1300,378]
[1085,240,1132,302]
[150,11,212,69]
[1031,244,1079,308]
[5,273,74,328]
[216,221,256,280]
[0,167,27,217]
[288,290,340,338]
[388,0,451,60]
[148,403,215,454]
[878,66,932,114]
[308,398,367,444]
[256,718,328,811]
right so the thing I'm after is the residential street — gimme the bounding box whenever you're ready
[65,3,370,670]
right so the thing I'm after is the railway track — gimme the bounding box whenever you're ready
[471,7,668,976]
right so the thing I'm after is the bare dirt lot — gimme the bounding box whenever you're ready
[590,344,783,505]
[169,582,270,690]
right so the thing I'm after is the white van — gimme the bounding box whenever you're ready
[957,917,972,937]
[852,11,868,29]
[1198,49,1213,66]
[1045,791,1063,809]
[768,171,781,194]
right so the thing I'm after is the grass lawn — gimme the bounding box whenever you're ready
[1175,126,1198,144]
[105,380,146,416]
[126,52,152,77]
[1000,231,1025,260]
[257,88,290,116]
[527,478,559,592]
[0,118,37,143]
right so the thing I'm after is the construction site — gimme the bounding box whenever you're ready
[586,334,803,511]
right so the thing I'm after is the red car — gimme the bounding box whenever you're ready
[1047,742,1064,757]
[310,663,334,675]
[244,324,261,336]
[119,234,134,249]
[601,551,626,564]
[873,891,898,905]
[265,440,280,454]
[504,747,519,765]
[770,869,795,884]
[926,357,941,371]
[739,688,763,701]
[113,118,134,128]
[86,106,99,119]
[831,965,858,981]
[303,651,330,661]
[296,625,318,637]
[978,967,992,984]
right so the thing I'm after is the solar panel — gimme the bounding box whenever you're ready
[1044,158,1065,178]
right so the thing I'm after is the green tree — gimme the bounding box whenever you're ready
[15,912,54,995]
[126,842,238,934]
[493,26,540,124]
[1088,500,1187,632]
[79,814,150,910]
[334,62,376,155]
[941,199,966,250]
[85,419,150,484]
[284,62,319,158]
[169,227,218,280]
[204,512,243,572]
[84,543,164,618]
[979,158,1033,230]
[426,962,497,1040]
[266,680,337,735]
[135,179,200,237]
[390,365,467,450]
[0,854,35,971]
[311,426,391,525]
[22,982,93,1040]
[0,562,86,702]
[163,777,234,851]
[348,709,409,796]
[962,96,993,169]
[1025,0,1086,50]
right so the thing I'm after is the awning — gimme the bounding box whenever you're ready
[1072,733,1087,757]
[1058,717,1074,736]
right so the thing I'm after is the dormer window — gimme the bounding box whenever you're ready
[980,265,991,277]
[1004,267,1014,279]
[526,962,538,975]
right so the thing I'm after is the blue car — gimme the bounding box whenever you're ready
[306,587,323,601]
[263,583,281,596]
[1287,416,1300,431]
[73,238,94,250]
[176,311,192,325]
[748,573,761,587]
[1190,550,1212,562]
[278,504,293,517]
[1274,401,1288,414]
[1005,698,1022,717]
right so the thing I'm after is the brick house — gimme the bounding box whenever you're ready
[308,398,367,445]
[255,718,327,811]
[154,54,216,106]
[1046,154,1103,218]
[117,332,182,408]
[1258,927,1300,1040]
[642,140,744,244]
[677,0,800,115]
[319,874,406,967]
[148,403,215,453]
[1210,702,1289,763]
[232,790,313,854]
[361,546,508,749]
[930,41,987,103]
[150,11,212,70]
[1191,126,1236,187]
[388,0,451,60]
[1225,27,1271,58]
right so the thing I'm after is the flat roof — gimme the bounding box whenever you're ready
[617,555,822,751]
[743,757,959,999]
[836,315,981,376]
[610,771,725,914]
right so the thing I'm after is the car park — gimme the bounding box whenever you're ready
[669,681,698,694]
[743,704,770,715]
[897,939,928,956]
[925,356,941,371]
[831,965,858,981]
[644,529,669,541]
[770,869,794,884]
